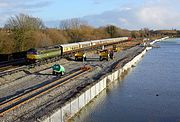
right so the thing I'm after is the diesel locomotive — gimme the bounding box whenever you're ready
[26,37,130,62]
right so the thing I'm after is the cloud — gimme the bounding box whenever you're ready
[90,0,104,5]
[137,0,180,29]
[0,0,52,27]
[0,0,51,9]
[2,0,180,30]
[82,8,140,29]
[0,2,9,8]
[82,0,180,30]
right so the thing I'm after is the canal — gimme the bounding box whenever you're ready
[72,38,180,122]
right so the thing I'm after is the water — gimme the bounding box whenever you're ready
[72,38,180,122]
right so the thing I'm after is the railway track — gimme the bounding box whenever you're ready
[0,58,61,77]
[0,65,92,117]
[0,59,26,68]
[0,58,28,77]
[0,40,133,77]
[0,66,16,72]
[0,66,27,77]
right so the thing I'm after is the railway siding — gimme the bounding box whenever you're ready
[41,47,148,122]
[0,67,89,115]
[0,42,146,122]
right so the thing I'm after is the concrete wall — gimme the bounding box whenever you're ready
[42,78,107,122]
[42,46,153,122]
[150,36,169,45]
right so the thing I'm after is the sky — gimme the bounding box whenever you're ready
[0,0,180,30]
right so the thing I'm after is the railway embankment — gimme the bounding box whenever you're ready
[41,37,168,122]
[39,50,153,121]
[40,48,147,122]
[0,37,168,122]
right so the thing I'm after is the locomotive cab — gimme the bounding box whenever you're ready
[26,48,39,63]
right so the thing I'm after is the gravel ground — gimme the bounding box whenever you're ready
[0,45,144,122]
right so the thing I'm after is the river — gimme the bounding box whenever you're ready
[72,38,180,122]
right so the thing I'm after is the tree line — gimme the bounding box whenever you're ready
[0,14,168,54]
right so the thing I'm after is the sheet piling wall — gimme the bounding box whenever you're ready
[42,37,168,122]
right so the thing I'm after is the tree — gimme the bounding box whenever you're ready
[4,13,45,30]
[120,29,131,37]
[4,14,45,51]
[59,18,88,42]
[45,29,69,44]
[0,31,15,53]
[105,25,120,38]
[92,27,110,39]
[131,31,141,38]
[139,28,150,38]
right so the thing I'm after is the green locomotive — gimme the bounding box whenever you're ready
[26,46,62,62]
[26,37,129,62]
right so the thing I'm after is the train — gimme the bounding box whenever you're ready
[26,37,131,62]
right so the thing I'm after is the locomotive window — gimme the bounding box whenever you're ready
[27,48,38,54]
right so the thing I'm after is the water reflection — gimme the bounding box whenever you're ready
[69,90,107,122]
[72,38,180,122]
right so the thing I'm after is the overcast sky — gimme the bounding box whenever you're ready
[0,0,180,30]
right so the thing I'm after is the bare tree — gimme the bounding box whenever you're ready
[104,25,130,38]
[59,18,87,30]
[3,14,45,51]
[59,18,88,42]
[131,31,141,38]
[4,13,45,30]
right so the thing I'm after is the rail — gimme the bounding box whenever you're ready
[0,40,131,77]
[0,58,26,67]
[0,66,27,77]
[0,65,92,116]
